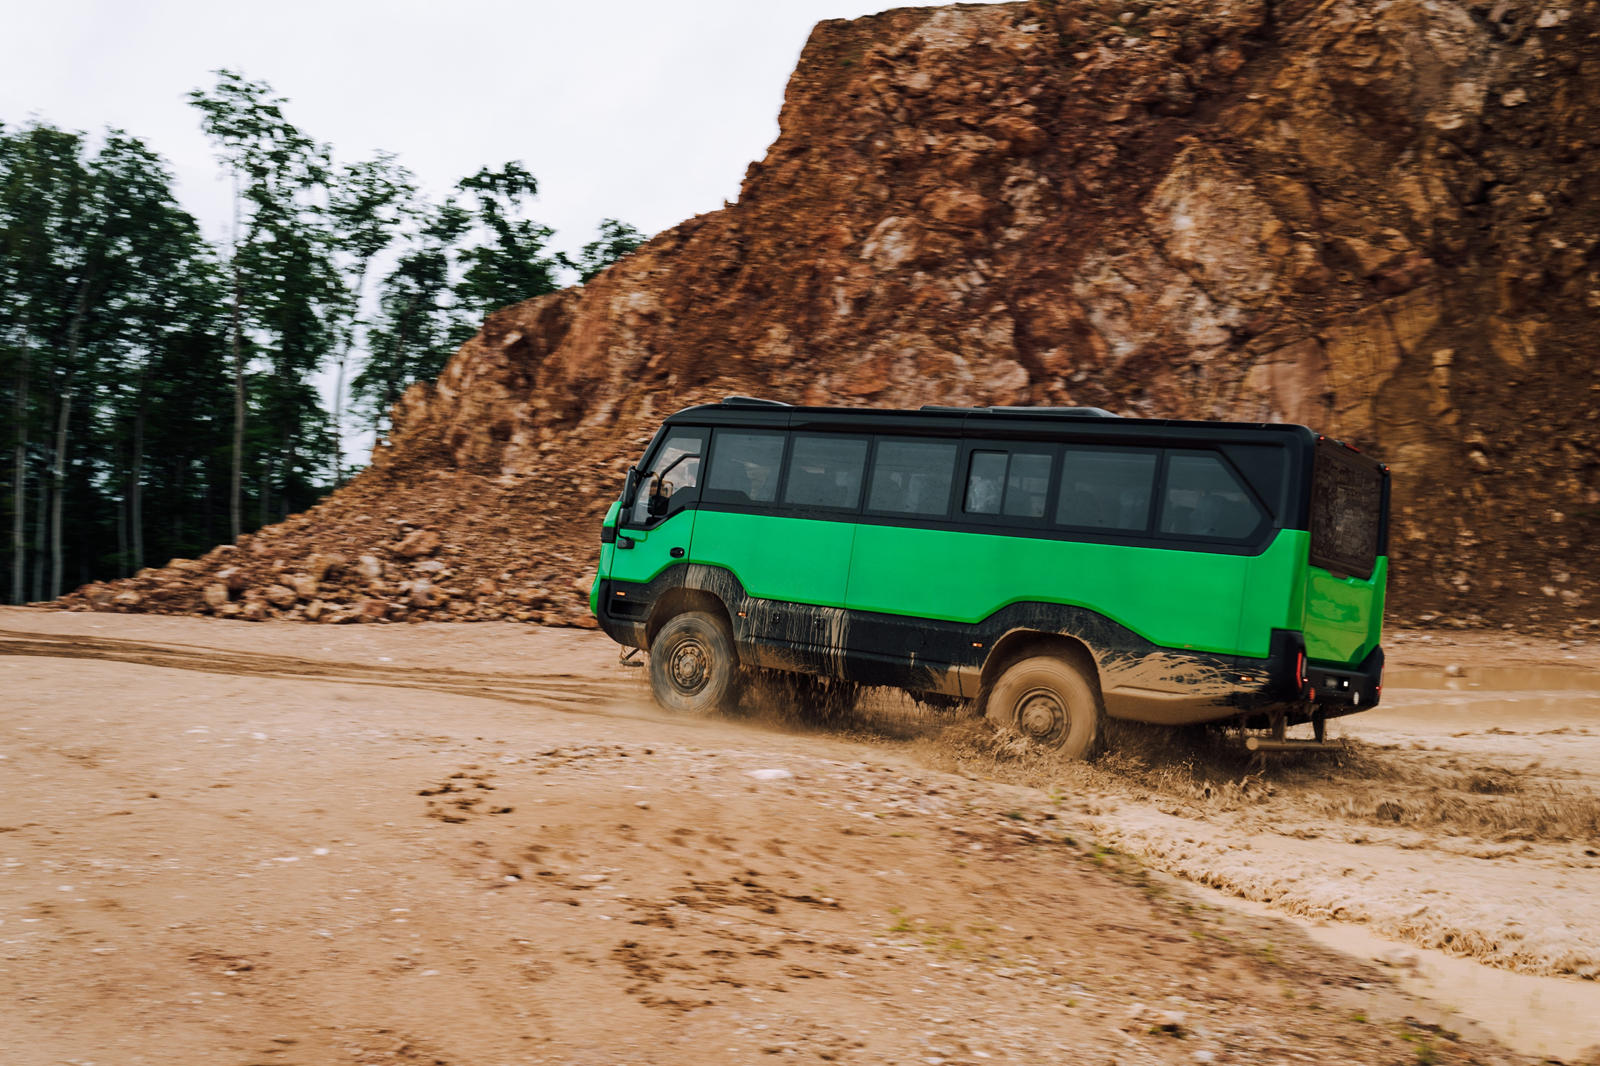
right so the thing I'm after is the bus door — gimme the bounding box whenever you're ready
[610,428,706,587]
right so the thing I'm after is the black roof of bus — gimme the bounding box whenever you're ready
[660,395,1339,453]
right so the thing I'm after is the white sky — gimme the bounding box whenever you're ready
[2,0,953,258]
[2,0,957,462]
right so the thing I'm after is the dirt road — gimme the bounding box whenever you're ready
[2,609,1596,1065]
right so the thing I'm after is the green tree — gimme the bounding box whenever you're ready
[0,123,225,599]
[354,200,469,432]
[327,152,417,483]
[0,122,93,601]
[451,161,562,336]
[565,217,644,283]
[189,70,334,539]
[90,136,228,575]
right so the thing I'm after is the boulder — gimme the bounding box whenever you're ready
[202,584,230,609]
[306,552,346,582]
[354,598,390,624]
[396,528,441,558]
[918,186,990,228]
[264,584,298,608]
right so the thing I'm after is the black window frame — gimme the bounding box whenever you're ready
[651,412,1294,558]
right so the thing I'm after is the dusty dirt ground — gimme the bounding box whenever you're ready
[2,610,1597,1065]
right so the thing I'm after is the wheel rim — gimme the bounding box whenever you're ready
[668,636,711,695]
[1015,686,1068,745]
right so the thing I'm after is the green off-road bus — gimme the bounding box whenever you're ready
[591,398,1389,758]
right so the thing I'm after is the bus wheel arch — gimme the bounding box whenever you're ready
[644,587,736,650]
[978,632,1106,759]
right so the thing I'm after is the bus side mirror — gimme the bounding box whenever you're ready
[646,475,671,517]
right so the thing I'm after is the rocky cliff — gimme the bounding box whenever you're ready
[66,0,1600,633]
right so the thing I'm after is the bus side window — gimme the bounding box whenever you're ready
[783,435,868,510]
[966,450,1053,519]
[868,439,959,516]
[631,432,703,525]
[1003,452,1052,518]
[1159,453,1263,540]
[704,430,786,506]
[1057,448,1156,532]
[965,451,1006,515]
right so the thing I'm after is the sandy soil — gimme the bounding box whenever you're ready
[1,609,1595,1065]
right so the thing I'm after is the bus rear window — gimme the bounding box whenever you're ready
[1309,446,1383,579]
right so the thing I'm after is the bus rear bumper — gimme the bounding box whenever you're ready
[1305,645,1384,718]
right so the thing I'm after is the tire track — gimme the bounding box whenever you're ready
[0,628,640,712]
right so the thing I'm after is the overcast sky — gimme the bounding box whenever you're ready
[2,0,954,259]
[3,0,958,460]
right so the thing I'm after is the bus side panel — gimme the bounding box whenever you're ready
[690,510,856,610]
[1302,556,1387,665]
[606,509,698,587]
[591,501,622,615]
[1235,530,1310,659]
[843,523,1280,657]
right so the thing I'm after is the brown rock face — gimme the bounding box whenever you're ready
[63,0,1600,633]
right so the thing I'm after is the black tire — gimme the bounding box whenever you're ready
[649,611,740,715]
[984,654,1104,759]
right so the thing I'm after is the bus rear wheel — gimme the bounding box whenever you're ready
[985,655,1103,759]
[649,611,739,715]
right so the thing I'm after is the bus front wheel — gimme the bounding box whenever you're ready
[985,655,1104,759]
[649,611,739,715]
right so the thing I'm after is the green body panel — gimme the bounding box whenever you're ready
[596,505,1387,666]
[1301,556,1387,664]
[690,511,856,607]
[590,502,623,615]
[608,508,698,588]
[847,522,1268,656]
